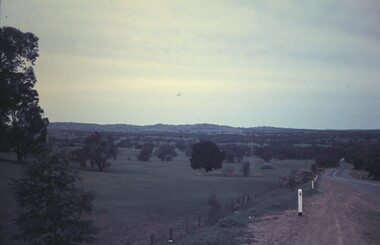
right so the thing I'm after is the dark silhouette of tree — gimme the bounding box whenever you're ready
[70,132,118,171]
[137,143,154,161]
[310,163,318,173]
[0,26,48,161]
[254,146,272,163]
[190,141,225,172]
[175,140,186,152]
[70,148,88,167]
[155,144,177,161]
[221,144,251,163]
[315,154,340,168]
[11,154,98,244]
[368,156,380,180]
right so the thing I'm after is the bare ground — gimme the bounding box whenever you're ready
[240,172,380,245]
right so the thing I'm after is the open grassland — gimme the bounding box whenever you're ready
[0,148,312,244]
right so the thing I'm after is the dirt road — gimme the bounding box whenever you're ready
[242,169,380,245]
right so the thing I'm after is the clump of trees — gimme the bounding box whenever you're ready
[190,141,226,172]
[137,143,154,161]
[344,146,380,180]
[155,144,177,161]
[220,144,251,163]
[12,153,98,244]
[0,26,48,162]
[314,154,340,168]
[368,156,380,180]
[71,132,118,171]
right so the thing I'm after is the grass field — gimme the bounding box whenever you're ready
[0,149,313,244]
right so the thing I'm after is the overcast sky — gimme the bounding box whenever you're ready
[1,0,380,129]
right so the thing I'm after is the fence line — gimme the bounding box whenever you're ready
[124,183,282,244]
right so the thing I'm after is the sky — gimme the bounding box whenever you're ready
[1,0,380,129]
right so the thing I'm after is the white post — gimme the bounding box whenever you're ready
[312,180,314,190]
[298,189,303,216]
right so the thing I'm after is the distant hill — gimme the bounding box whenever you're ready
[48,122,287,134]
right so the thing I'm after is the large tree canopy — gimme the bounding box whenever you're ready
[0,26,48,161]
[190,141,225,172]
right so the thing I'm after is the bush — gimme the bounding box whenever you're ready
[282,168,314,188]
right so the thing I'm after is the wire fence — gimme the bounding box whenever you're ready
[124,183,283,245]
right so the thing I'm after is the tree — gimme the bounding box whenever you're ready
[221,144,251,163]
[254,146,272,163]
[0,26,48,161]
[155,144,177,161]
[315,154,340,168]
[11,154,98,244]
[136,143,154,162]
[368,156,380,180]
[190,141,225,172]
[70,132,118,171]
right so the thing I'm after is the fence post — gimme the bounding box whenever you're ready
[312,180,314,190]
[168,228,173,243]
[298,189,303,216]
[150,234,154,245]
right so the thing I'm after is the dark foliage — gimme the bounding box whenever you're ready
[190,141,225,172]
[315,153,341,168]
[368,156,380,180]
[11,154,98,244]
[155,144,177,161]
[70,132,118,171]
[310,163,318,173]
[220,144,251,163]
[175,140,186,152]
[116,138,133,148]
[137,143,154,161]
[0,26,48,161]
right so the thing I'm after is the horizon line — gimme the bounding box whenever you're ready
[48,121,380,131]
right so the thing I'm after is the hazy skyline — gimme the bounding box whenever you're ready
[1,0,380,129]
